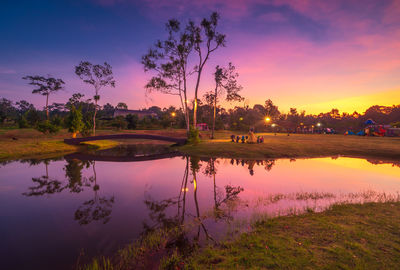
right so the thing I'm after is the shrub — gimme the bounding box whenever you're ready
[111,115,127,130]
[51,115,64,127]
[81,120,93,137]
[35,120,61,134]
[126,114,138,129]
[18,116,29,128]
[66,106,84,134]
[187,126,200,145]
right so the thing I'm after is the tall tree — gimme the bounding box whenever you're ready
[208,63,243,139]
[22,75,64,120]
[189,12,226,129]
[264,99,280,120]
[116,102,128,110]
[142,18,194,133]
[75,61,115,135]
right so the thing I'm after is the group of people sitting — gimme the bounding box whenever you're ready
[230,129,264,144]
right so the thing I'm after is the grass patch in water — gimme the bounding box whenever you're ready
[80,140,120,150]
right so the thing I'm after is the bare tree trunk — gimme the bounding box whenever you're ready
[93,99,97,136]
[211,85,217,139]
[45,94,49,120]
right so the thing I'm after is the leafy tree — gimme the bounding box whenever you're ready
[22,75,64,120]
[102,103,115,118]
[126,114,138,129]
[25,108,42,126]
[209,63,243,138]
[142,18,194,133]
[190,12,226,129]
[0,98,16,124]
[66,105,84,137]
[116,102,127,110]
[75,61,115,135]
[264,99,280,120]
[16,100,34,114]
[18,116,29,128]
[111,115,127,130]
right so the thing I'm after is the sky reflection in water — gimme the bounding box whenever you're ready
[0,156,400,269]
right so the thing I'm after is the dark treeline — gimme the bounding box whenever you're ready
[1,95,400,134]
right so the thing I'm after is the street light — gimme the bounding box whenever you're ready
[317,122,321,127]
[265,117,271,122]
[171,112,176,117]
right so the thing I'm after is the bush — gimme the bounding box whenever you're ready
[35,120,61,134]
[126,114,138,129]
[111,115,127,130]
[81,120,93,137]
[187,126,200,145]
[51,115,64,127]
[18,116,29,128]
[66,106,84,134]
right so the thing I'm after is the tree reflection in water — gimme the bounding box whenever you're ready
[22,158,114,225]
[142,156,245,264]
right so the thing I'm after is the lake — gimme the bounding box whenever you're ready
[1,152,400,269]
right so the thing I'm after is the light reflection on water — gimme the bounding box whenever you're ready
[1,154,400,269]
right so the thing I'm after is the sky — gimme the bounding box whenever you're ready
[1,0,399,114]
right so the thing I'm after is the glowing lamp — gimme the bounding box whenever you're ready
[171,112,176,117]
[265,117,271,122]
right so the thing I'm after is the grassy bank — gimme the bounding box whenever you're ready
[190,202,400,269]
[0,128,120,160]
[180,131,400,160]
[2,128,400,161]
[81,202,400,270]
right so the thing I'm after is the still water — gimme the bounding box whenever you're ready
[1,152,400,269]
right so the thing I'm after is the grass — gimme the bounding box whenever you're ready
[179,130,400,160]
[189,202,400,269]
[2,128,400,161]
[78,201,400,270]
[0,128,120,160]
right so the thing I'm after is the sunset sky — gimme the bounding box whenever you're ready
[1,0,399,114]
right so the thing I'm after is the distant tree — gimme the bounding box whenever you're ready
[16,100,34,114]
[111,115,127,130]
[116,102,128,110]
[75,61,115,135]
[125,114,138,129]
[209,63,243,138]
[264,99,280,120]
[22,75,64,120]
[189,12,226,129]
[66,93,85,109]
[0,98,16,124]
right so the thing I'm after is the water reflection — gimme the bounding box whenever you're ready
[23,159,114,225]
[1,155,400,269]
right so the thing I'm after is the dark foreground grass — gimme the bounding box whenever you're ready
[190,202,400,269]
[80,202,400,270]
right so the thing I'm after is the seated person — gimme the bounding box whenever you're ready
[247,129,257,144]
